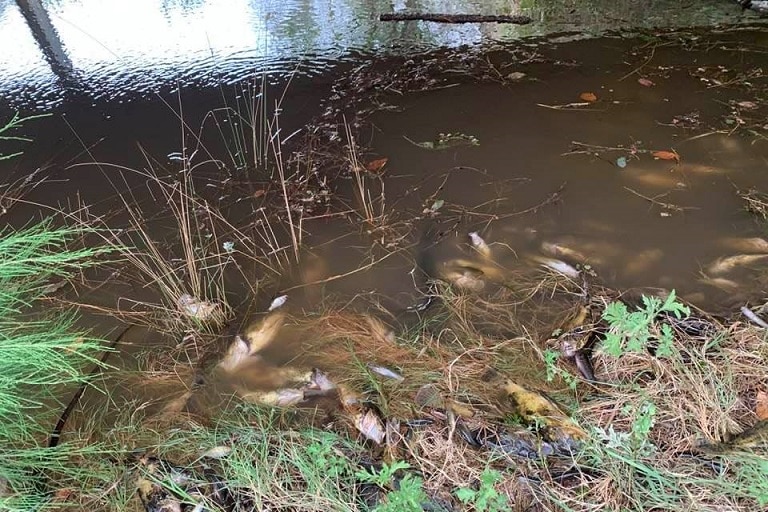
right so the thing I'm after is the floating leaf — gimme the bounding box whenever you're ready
[638,78,655,87]
[652,150,680,162]
[616,156,628,168]
[579,92,598,102]
[365,157,388,173]
[756,390,768,420]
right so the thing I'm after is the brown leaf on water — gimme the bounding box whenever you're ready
[756,390,768,420]
[638,78,655,87]
[579,92,597,102]
[652,150,680,163]
[365,157,388,173]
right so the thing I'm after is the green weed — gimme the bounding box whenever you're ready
[455,468,509,512]
[602,290,689,357]
[356,461,429,512]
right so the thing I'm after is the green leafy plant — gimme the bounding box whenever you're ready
[356,461,428,512]
[544,348,578,389]
[602,290,689,357]
[456,468,510,512]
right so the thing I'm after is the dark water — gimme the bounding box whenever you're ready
[4,1,768,456]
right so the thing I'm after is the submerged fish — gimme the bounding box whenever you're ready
[219,312,287,372]
[624,248,663,276]
[717,237,768,254]
[698,276,740,292]
[540,241,589,263]
[707,254,768,275]
[530,255,580,279]
[468,232,492,259]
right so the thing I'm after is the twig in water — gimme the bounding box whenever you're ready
[623,187,699,213]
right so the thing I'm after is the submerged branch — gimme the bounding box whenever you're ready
[379,13,533,24]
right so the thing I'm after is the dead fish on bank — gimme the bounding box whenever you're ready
[707,254,768,275]
[717,236,768,254]
[440,268,486,292]
[468,231,492,259]
[503,380,586,441]
[366,363,404,382]
[238,387,306,408]
[529,255,580,279]
[354,408,386,445]
[218,312,286,372]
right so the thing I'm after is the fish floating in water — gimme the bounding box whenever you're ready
[707,254,768,275]
[468,231,492,259]
[717,237,768,254]
[218,312,286,372]
[540,241,589,264]
[268,294,288,311]
[530,255,580,279]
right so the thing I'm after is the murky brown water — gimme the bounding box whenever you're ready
[4,2,768,458]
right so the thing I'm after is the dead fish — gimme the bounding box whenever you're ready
[707,254,768,275]
[503,380,586,440]
[741,306,768,329]
[444,270,486,291]
[468,232,492,259]
[243,312,286,354]
[201,446,232,460]
[364,314,396,344]
[308,368,336,391]
[177,294,221,322]
[624,248,663,276]
[354,408,386,444]
[717,237,768,254]
[627,170,686,189]
[367,364,404,382]
[530,255,580,279]
[540,241,589,263]
[698,276,740,292]
[268,294,288,311]
[158,389,195,417]
[237,387,305,407]
[218,335,252,373]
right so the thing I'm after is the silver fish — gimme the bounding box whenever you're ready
[367,364,404,382]
[468,232,492,258]
[531,255,580,278]
[717,237,768,254]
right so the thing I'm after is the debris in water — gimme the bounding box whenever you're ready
[201,446,232,460]
[237,388,305,407]
[442,268,486,291]
[366,364,404,382]
[354,409,386,444]
[579,92,597,102]
[652,150,680,162]
[707,254,768,275]
[530,255,580,278]
[616,156,628,168]
[741,306,768,329]
[177,294,220,322]
[638,77,655,87]
[365,157,388,174]
[468,231,491,258]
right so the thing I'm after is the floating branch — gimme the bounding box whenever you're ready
[379,13,533,24]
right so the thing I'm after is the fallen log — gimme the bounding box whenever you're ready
[379,13,533,24]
